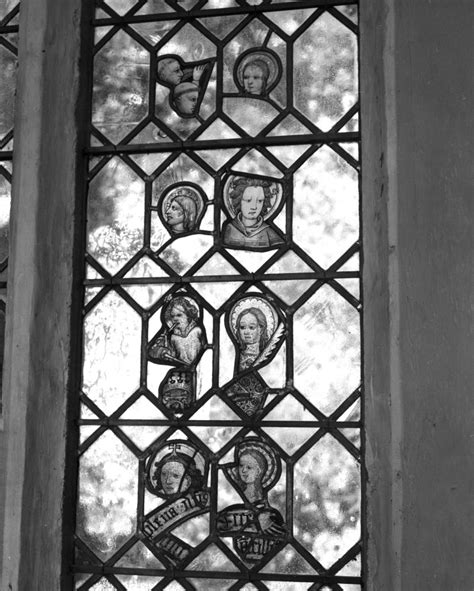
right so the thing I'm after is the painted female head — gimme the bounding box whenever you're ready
[227,437,281,502]
[153,451,203,497]
[242,58,270,95]
[229,178,273,222]
[238,448,268,487]
[236,306,268,350]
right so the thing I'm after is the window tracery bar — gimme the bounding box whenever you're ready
[74,1,362,589]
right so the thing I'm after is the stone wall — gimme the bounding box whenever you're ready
[363,0,474,588]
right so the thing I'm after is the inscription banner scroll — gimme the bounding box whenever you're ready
[143,490,211,540]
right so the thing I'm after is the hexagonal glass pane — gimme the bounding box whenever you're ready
[294,12,358,131]
[82,291,141,415]
[87,157,145,274]
[294,284,360,415]
[293,434,360,570]
[0,42,17,140]
[92,29,149,144]
[293,146,359,268]
[77,430,138,561]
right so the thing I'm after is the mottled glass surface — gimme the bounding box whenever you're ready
[0,1,19,20]
[293,146,359,267]
[92,30,149,144]
[87,157,145,274]
[0,173,10,263]
[294,284,360,414]
[77,430,139,560]
[0,42,16,142]
[82,291,141,414]
[294,11,358,131]
[294,435,360,565]
[78,2,361,588]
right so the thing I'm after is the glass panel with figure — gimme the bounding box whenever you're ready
[75,1,362,588]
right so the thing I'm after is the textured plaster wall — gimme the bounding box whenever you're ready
[0,426,6,575]
[363,0,474,589]
[395,1,474,588]
[0,0,84,589]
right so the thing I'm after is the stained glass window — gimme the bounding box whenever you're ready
[0,0,19,404]
[75,1,362,589]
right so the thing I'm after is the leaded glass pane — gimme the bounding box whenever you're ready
[0,0,19,407]
[75,1,362,587]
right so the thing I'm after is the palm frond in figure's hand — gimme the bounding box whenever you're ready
[254,322,285,367]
